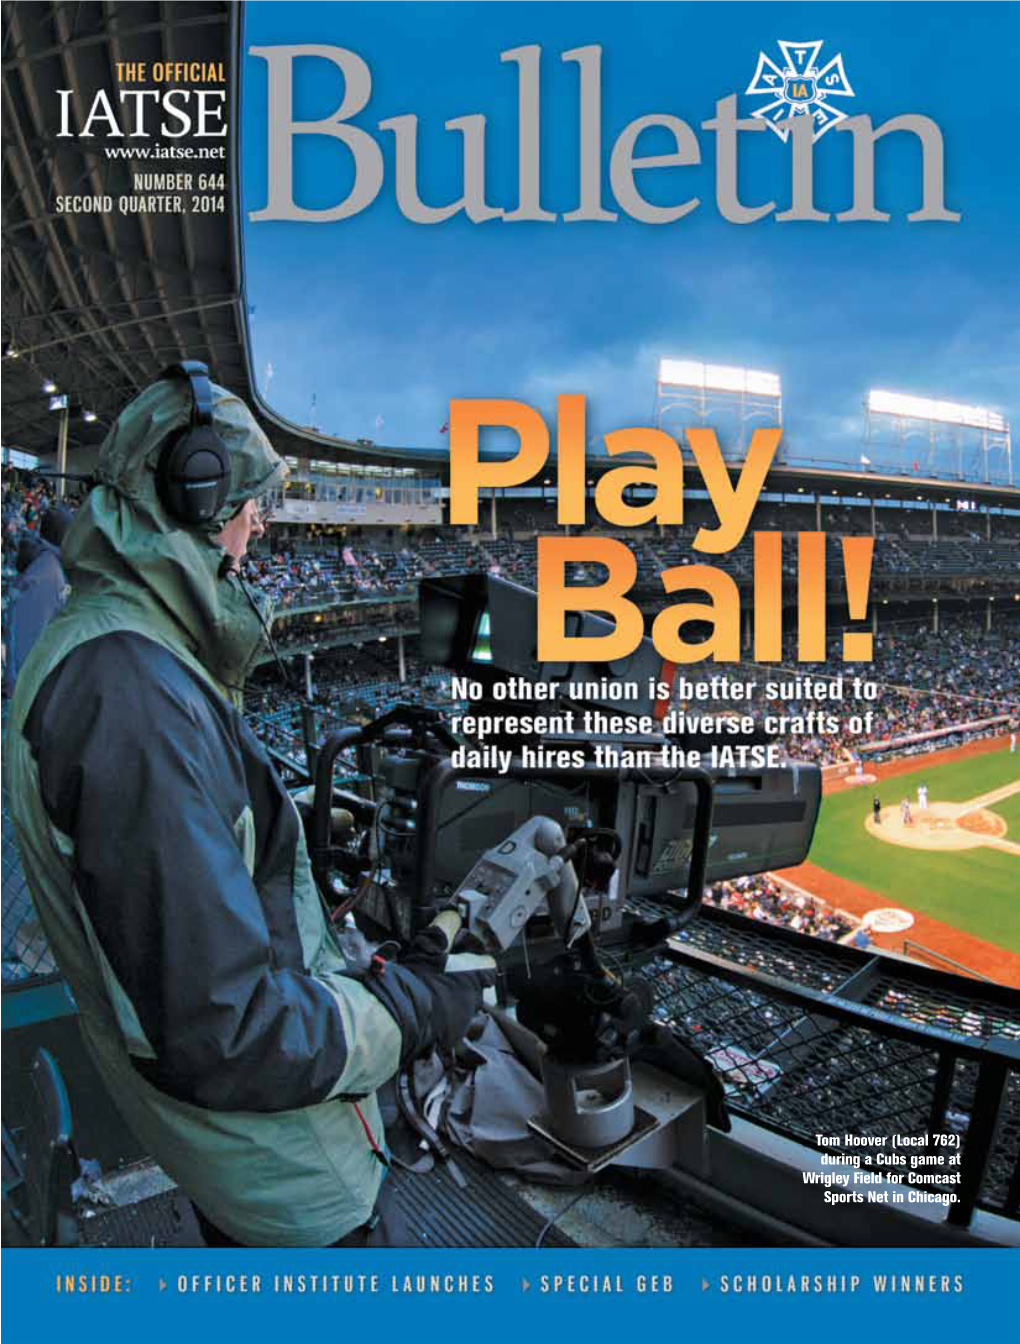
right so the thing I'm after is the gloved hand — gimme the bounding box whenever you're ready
[359,927,495,1065]
[400,923,452,973]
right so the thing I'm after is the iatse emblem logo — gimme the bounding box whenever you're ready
[746,39,855,142]
[246,42,958,224]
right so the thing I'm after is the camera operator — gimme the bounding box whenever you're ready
[5,367,491,1247]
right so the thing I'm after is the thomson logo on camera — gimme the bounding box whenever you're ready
[249,43,960,225]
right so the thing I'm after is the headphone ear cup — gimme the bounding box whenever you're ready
[157,423,231,525]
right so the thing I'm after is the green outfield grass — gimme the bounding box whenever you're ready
[807,749,1020,952]
[993,786,1020,839]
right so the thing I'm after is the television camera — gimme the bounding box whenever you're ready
[306,574,821,1163]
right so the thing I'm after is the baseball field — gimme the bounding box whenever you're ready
[782,737,1020,983]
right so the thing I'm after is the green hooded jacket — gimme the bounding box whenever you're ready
[4,377,402,1246]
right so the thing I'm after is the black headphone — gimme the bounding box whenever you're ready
[155,361,231,525]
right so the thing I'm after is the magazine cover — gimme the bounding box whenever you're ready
[2,0,1018,1336]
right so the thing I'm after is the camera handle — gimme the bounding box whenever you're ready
[309,704,458,904]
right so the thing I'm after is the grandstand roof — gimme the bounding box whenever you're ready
[2,2,1019,508]
[1,1,380,468]
[2,3,243,452]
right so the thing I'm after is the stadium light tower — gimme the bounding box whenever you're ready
[864,389,1012,486]
[655,359,782,459]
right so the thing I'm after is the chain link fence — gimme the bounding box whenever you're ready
[2,780,57,984]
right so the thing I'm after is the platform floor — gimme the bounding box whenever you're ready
[67,1154,755,1249]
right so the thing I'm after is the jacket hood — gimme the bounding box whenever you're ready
[59,377,285,695]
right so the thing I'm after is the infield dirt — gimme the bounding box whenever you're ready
[779,734,1020,987]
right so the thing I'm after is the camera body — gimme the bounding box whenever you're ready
[309,574,822,960]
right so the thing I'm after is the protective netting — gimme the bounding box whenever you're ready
[2,779,56,983]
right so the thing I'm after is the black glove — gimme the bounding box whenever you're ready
[359,929,495,1065]
[400,924,450,973]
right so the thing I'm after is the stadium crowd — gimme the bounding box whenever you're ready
[748,621,1020,766]
[238,525,1018,606]
[704,874,856,942]
[2,471,66,546]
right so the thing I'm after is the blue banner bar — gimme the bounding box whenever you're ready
[4,1248,1017,1341]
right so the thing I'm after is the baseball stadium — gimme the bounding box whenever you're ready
[2,2,1019,1252]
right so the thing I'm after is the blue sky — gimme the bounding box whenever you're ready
[241,2,1019,476]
